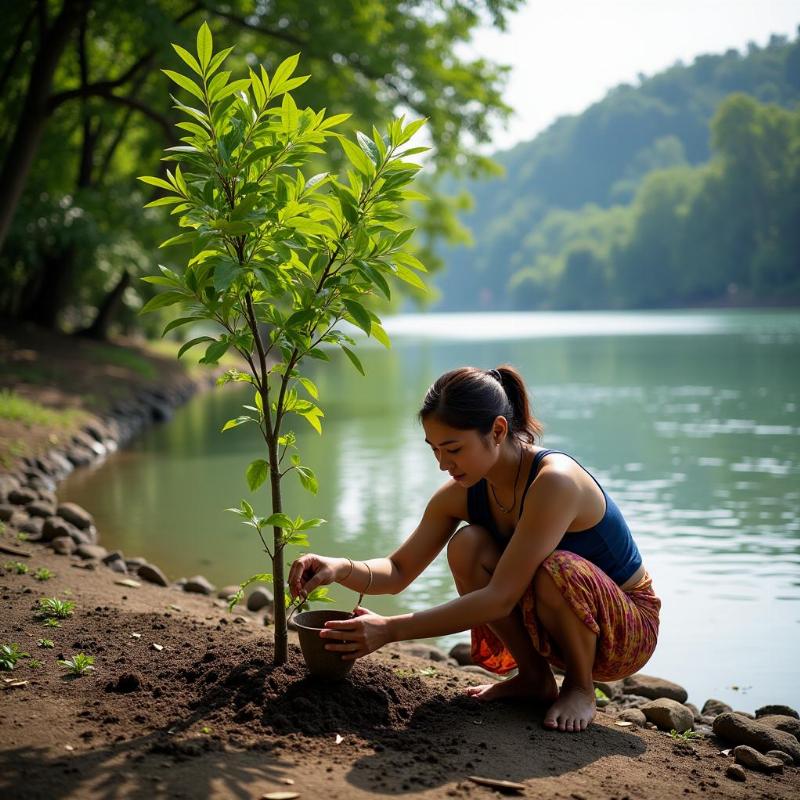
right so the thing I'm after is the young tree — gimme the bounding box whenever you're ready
[140,23,430,665]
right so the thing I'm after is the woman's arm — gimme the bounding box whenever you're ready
[388,469,580,641]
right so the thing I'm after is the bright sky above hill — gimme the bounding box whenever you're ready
[466,0,800,152]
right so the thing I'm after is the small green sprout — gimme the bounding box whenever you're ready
[3,560,29,574]
[43,618,61,628]
[38,597,75,619]
[57,653,95,676]
[0,643,30,670]
[33,567,54,581]
[37,639,55,648]
[418,666,438,677]
[669,729,702,741]
[200,726,212,735]
[594,687,611,707]
[16,532,29,542]
[27,658,42,669]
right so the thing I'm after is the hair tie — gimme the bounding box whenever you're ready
[488,368,502,383]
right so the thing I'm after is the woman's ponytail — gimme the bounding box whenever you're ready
[495,365,543,444]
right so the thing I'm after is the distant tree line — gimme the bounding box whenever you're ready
[435,32,800,310]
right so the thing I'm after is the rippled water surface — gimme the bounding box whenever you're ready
[61,310,800,711]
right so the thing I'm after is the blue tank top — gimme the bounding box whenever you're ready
[466,448,643,585]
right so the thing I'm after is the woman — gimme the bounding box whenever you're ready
[288,365,660,733]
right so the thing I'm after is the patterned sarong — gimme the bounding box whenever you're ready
[471,550,661,682]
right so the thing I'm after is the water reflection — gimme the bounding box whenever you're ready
[60,310,800,711]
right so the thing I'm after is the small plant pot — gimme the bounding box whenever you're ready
[293,609,356,680]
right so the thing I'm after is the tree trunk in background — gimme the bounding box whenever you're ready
[0,0,83,253]
[78,269,130,340]
[19,244,77,329]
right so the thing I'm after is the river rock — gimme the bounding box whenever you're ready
[608,693,651,711]
[246,587,273,612]
[701,698,732,717]
[0,503,17,521]
[594,679,624,699]
[126,557,147,571]
[622,673,688,703]
[42,516,82,543]
[184,575,215,595]
[217,585,241,599]
[52,537,76,556]
[8,487,38,506]
[17,517,44,536]
[43,450,74,479]
[26,500,56,518]
[56,502,94,530]
[766,750,794,765]
[617,708,647,726]
[685,702,701,721]
[641,698,694,732]
[75,544,108,561]
[137,563,169,587]
[712,712,800,763]
[65,445,96,467]
[756,704,799,720]
[756,715,800,740]
[733,745,784,774]
[0,474,21,503]
[725,764,746,782]
[449,642,473,666]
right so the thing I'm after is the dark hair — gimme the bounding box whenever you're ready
[418,364,543,444]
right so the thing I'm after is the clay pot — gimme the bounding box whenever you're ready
[294,609,356,680]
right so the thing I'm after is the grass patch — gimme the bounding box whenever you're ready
[90,344,158,380]
[0,390,86,428]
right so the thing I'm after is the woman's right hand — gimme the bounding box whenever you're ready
[288,553,343,600]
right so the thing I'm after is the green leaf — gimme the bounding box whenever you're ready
[265,513,294,530]
[394,263,427,291]
[281,92,298,132]
[399,117,427,144]
[338,135,373,176]
[206,46,233,79]
[343,300,371,335]
[162,69,205,102]
[306,587,334,603]
[356,130,380,164]
[295,465,318,494]
[298,377,318,399]
[137,175,175,192]
[221,416,255,432]
[371,322,391,349]
[159,231,197,248]
[172,44,203,76]
[300,405,324,434]
[340,345,365,376]
[162,316,201,336]
[246,459,269,492]
[139,291,186,315]
[272,53,300,90]
[296,516,326,530]
[213,261,240,293]
[177,336,214,358]
[196,22,213,72]
[200,339,229,364]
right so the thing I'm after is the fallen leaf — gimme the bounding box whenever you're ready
[335,733,343,744]
[468,776,525,792]
[615,720,634,727]
[261,793,300,800]
[168,604,182,611]
[720,748,732,756]
[64,745,74,751]
[152,643,163,651]
[115,578,141,588]
[1,678,28,689]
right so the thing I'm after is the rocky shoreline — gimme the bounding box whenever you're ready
[1,356,799,795]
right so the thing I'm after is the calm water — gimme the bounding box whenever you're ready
[60,310,800,711]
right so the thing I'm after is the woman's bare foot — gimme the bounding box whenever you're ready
[543,683,596,731]
[465,671,559,704]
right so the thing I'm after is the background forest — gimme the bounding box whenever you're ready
[434,31,800,311]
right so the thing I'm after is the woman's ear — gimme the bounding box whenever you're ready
[492,416,508,445]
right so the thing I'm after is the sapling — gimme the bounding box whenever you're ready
[43,618,61,628]
[34,567,54,581]
[0,643,29,670]
[37,639,55,648]
[3,560,29,574]
[37,597,75,619]
[140,22,430,665]
[57,653,95,676]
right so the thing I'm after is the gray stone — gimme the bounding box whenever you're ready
[449,642,473,666]
[65,445,95,467]
[617,708,647,726]
[107,559,128,574]
[641,698,694,733]
[51,537,75,556]
[126,557,147,571]
[733,710,756,719]
[725,764,746,782]
[75,544,108,561]
[607,694,651,711]
[622,673,688,703]
[26,500,56,518]
[766,750,793,766]
[685,702,701,721]
[56,502,94,530]
[701,698,732,717]
[102,550,125,566]
[0,474,21,503]
[137,563,169,587]
[733,745,784,773]
[246,586,273,612]
[44,450,74,479]
[42,516,81,543]
[0,504,16,521]
[17,517,44,536]
[8,487,37,506]
[217,584,241,599]
[183,575,215,595]
[755,705,799,720]
[756,714,800,740]
[594,679,625,699]
[712,712,800,764]
[394,642,450,662]
[5,510,29,528]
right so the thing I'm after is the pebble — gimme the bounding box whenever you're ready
[184,575,215,595]
[733,745,784,773]
[138,563,169,587]
[622,673,688,703]
[725,763,746,782]
[641,698,694,733]
[246,586,274,612]
[766,750,793,765]
[755,704,799,719]
[56,502,94,530]
[617,709,647,727]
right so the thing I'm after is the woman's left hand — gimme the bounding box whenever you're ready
[320,606,394,660]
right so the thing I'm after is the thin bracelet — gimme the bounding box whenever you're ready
[340,557,355,582]
[355,560,373,609]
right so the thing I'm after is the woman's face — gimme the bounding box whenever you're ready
[422,415,503,486]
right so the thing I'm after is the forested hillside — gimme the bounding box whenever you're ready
[435,31,800,310]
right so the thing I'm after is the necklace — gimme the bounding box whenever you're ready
[490,443,525,514]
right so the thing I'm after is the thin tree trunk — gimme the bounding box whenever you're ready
[0,0,83,253]
[19,244,77,328]
[269,439,288,665]
[78,268,130,340]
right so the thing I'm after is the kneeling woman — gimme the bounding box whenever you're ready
[289,365,661,733]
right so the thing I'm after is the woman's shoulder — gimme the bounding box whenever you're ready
[427,476,470,521]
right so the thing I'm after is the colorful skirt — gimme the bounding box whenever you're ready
[471,550,661,682]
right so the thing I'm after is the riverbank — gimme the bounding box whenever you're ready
[1,326,799,798]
